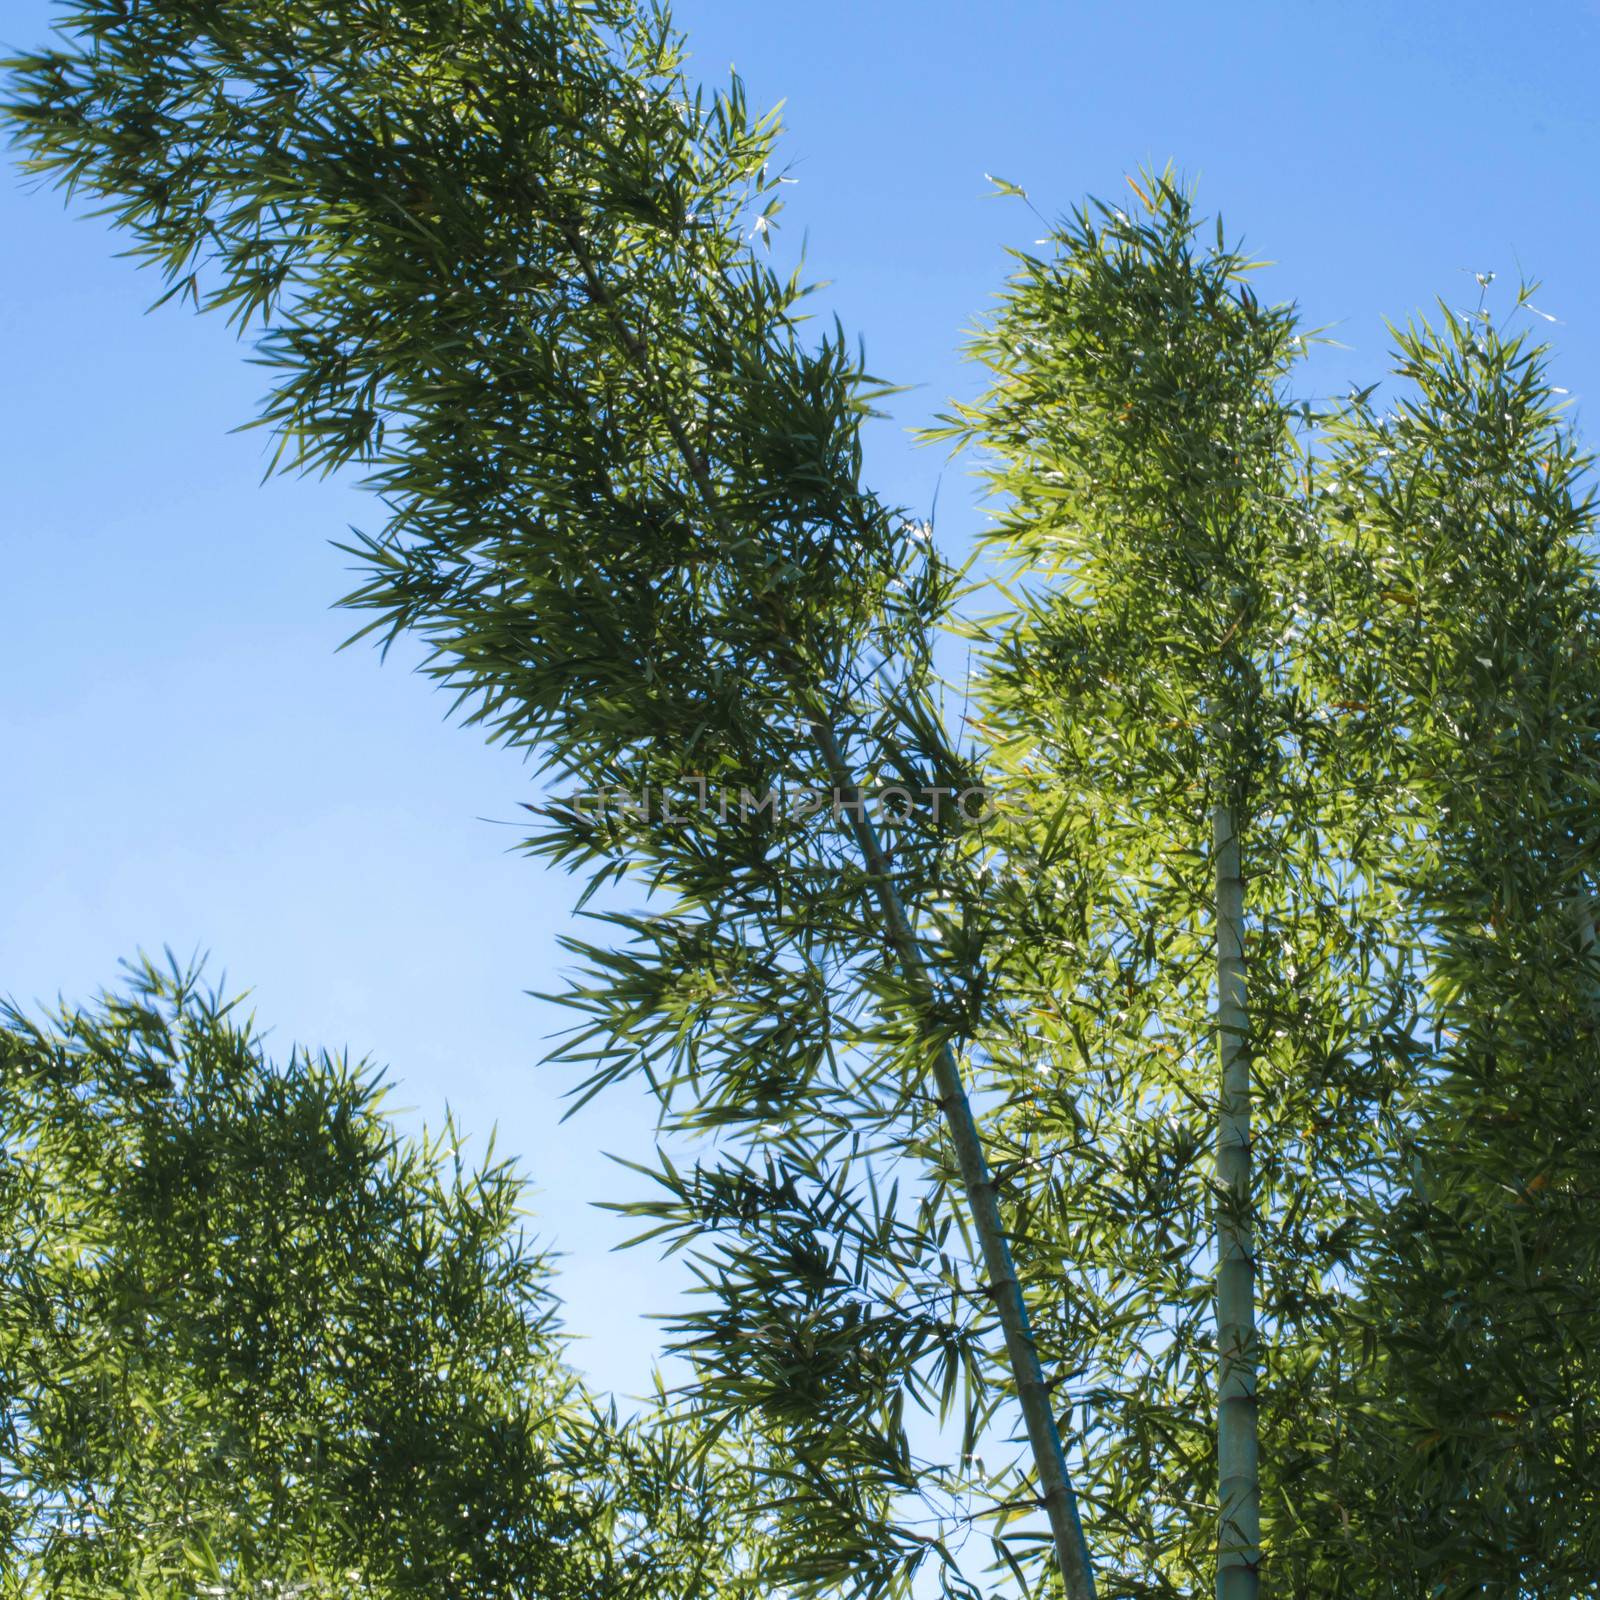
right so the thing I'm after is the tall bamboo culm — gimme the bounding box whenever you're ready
[815,722,1099,1600]
[1214,799,1259,1599]
[568,239,1099,1600]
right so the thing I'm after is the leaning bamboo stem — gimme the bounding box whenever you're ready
[814,721,1098,1600]
[561,221,1097,1600]
[1213,799,1259,1600]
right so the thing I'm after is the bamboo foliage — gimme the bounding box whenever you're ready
[0,956,765,1598]
[937,176,1419,1595]
[1307,303,1600,1596]
[3,4,1095,1593]
[944,202,1600,1595]
[10,7,1600,1596]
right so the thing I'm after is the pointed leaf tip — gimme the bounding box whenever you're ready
[983,173,1028,200]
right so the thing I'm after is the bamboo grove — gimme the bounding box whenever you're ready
[6,3,1599,1597]
[1,957,763,1597]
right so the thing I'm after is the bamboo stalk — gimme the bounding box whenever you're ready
[559,221,1098,1600]
[1572,889,1596,959]
[1213,799,1259,1600]
[815,721,1098,1600]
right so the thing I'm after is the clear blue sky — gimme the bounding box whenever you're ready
[4,0,1598,1403]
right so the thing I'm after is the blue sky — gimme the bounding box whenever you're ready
[4,0,1598,1404]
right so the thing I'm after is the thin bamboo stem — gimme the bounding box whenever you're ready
[560,220,1097,1600]
[1213,799,1259,1600]
[815,721,1098,1600]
